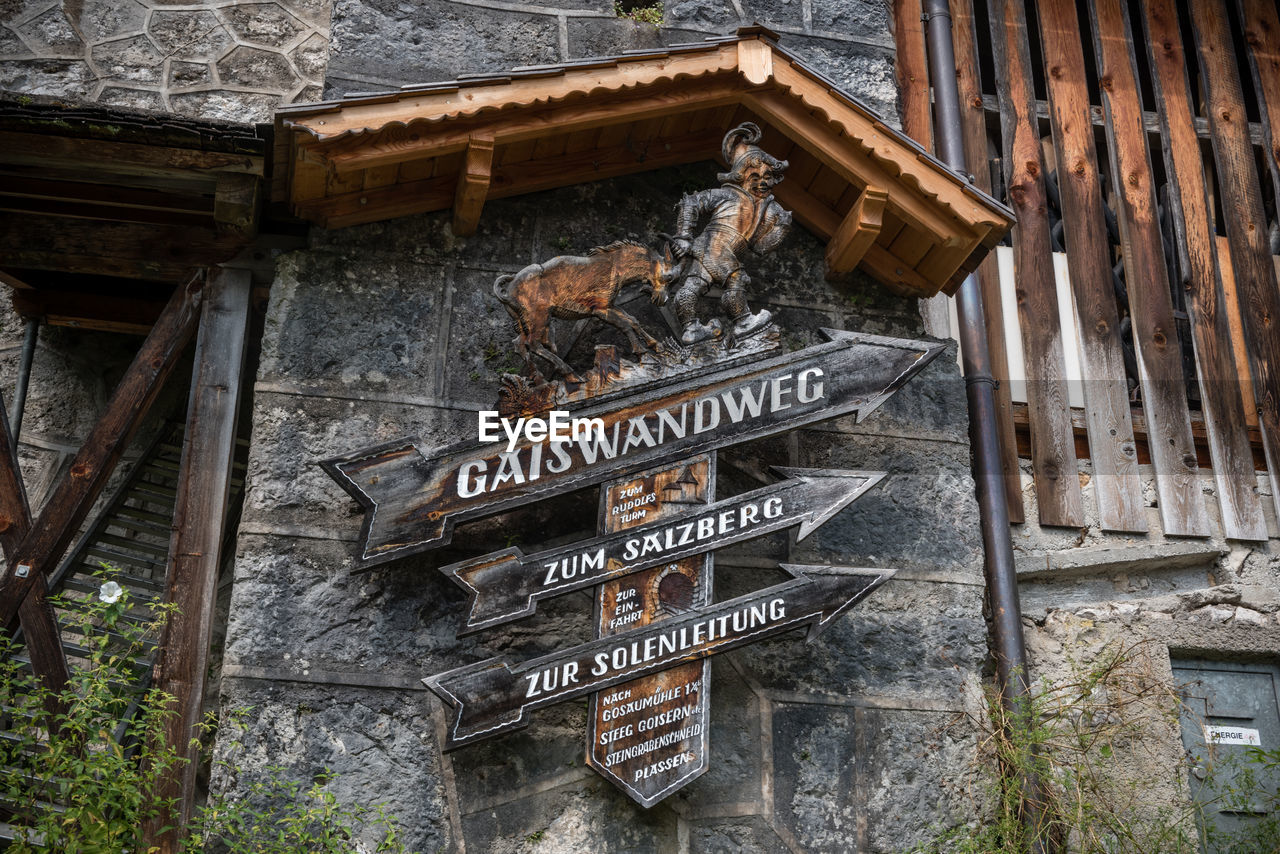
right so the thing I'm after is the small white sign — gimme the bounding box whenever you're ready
[1205,725,1262,747]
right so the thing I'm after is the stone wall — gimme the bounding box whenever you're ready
[214,163,991,851]
[0,0,330,121]
[326,0,899,122]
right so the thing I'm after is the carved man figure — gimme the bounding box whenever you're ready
[669,123,792,344]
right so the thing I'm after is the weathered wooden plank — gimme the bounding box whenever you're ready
[1138,0,1265,539]
[825,186,888,273]
[988,0,1085,527]
[1239,0,1280,222]
[0,276,203,630]
[953,0,1023,522]
[0,131,264,177]
[451,135,495,237]
[893,0,933,149]
[144,267,251,852]
[1188,0,1280,527]
[0,214,247,282]
[1036,0,1146,532]
[1087,0,1209,536]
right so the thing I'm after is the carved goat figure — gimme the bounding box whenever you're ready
[493,240,677,383]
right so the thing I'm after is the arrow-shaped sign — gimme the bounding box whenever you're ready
[424,565,893,749]
[443,468,884,633]
[322,330,943,567]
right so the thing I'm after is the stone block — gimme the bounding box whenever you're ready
[168,89,282,122]
[167,58,211,88]
[769,703,860,852]
[687,816,791,852]
[289,30,327,80]
[0,25,30,58]
[0,0,56,28]
[217,44,300,90]
[662,0,736,28]
[91,34,166,84]
[810,0,893,41]
[148,10,233,61]
[13,6,79,56]
[327,0,559,94]
[565,17,708,57]
[78,0,147,44]
[861,707,978,851]
[210,682,449,854]
[783,37,899,125]
[279,0,332,26]
[258,248,445,390]
[97,85,164,111]
[222,2,307,48]
[737,0,804,28]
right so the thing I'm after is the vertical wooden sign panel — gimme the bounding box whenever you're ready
[1036,0,1147,533]
[588,455,713,807]
[1138,0,1267,540]
[1086,0,1210,537]
[988,0,1086,527]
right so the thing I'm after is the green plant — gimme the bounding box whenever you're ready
[0,567,407,853]
[0,574,181,852]
[614,0,663,25]
[912,640,1280,854]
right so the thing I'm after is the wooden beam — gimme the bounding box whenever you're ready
[1087,0,1208,536]
[0,276,203,631]
[306,130,724,230]
[314,81,745,175]
[1037,0,1147,533]
[1139,0,1266,539]
[892,0,933,149]
[953,0,1022,522]
[0,382,71,725]
[451,135,495,237]
[989,0,1084,527]
[11,287,169,334]
[284,45,741,139]
[1189,0,1280,528]
[0,214,247,282]
[0,131,263,177]
[737,38,773,86]
[213,173,261,237]
[741,90,969,250]
[824,186,888,274]
[143,267,251,853]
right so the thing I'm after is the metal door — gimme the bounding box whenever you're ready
[1172,658,1280,852]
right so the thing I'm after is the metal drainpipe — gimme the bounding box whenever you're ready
[921,0,1047,842]
[11,319,38,443]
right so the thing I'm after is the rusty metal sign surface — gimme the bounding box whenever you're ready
[441,467,883,633]
[323,330,942,567]
[423,564,892,749]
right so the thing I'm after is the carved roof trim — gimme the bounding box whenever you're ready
[276,29,1015,297]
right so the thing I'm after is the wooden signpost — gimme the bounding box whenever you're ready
[323,329,941,566]
[319,124,945,808]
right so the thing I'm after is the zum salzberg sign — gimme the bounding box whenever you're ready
[319,123,946,807]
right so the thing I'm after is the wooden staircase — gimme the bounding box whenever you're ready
[0,422,247,845]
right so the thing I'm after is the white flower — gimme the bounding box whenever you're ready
[98,581,123,604]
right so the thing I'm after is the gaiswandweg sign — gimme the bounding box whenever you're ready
[322,330,943,566]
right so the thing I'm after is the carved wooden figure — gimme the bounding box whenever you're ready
[493,239,678,383]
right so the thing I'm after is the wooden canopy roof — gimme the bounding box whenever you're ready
[275,28,1014,297]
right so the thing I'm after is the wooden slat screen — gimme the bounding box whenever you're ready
[891,0,1280,539]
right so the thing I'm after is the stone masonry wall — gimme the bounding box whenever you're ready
[0,0,331,121]
[326,0,899,123]
[214,164,991,852]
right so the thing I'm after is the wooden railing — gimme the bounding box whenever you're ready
[894,0,1280,540]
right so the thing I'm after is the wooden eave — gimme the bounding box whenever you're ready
[0,95,268,332]
[276,29,1014,297]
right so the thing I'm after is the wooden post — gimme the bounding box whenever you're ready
[0,276,204,631]
[144,266,251,851]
